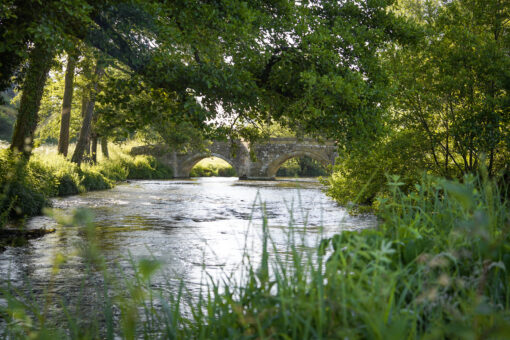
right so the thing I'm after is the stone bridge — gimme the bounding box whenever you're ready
[131,138,337,180]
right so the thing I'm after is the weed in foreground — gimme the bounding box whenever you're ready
[0,173,509,339]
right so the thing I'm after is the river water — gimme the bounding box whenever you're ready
[0,177,376,318]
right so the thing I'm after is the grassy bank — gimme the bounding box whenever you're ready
[1,172,508,339]
[0,142,173,227]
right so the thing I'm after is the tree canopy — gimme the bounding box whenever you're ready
[1,0,507,190]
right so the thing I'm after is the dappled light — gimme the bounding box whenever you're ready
[0,0,508,338]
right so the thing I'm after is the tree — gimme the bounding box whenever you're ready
[4,0,95,157]
[326,0,509,206]
[390,0,509,177]
[57,52,78,156]
[6,0,407,163]
[71,59,104,165]
[9,42,56,156]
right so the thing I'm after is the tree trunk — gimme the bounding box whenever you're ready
[71,61,104,165]
[80,91,91,160]
[101,137,109,159]
[57,53,77,157]
[84,138,91,158]
[10,43,54,157]
[90,134,98,163]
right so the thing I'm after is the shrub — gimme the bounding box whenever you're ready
[1,181,47,220]
[96,158,129,181]
[190,164,218,177]
[324,130,427,207]
[276,156,328,177]
[56,173,81,196]
[80,167,113,191]
[0,150,48,220]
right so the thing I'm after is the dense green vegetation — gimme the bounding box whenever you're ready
[0,144,172,227]
[0,0,508,338]
[1,173,508,339]
[276,156,328,177]
[190,157,237,177]
[0,91,16,141]
[326,0,509,207]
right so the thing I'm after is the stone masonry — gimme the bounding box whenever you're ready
[131,138,337,180]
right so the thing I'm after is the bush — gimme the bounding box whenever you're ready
[1,181,47,220]
[96,158,129,181]
[124,155,173,179]
[56,173,81,196]
[325,130,427,207]
[0,151,48,221]
[80,167,113,191]
[190,164,218,177]
[0,144,172,223]
[276,156,328,177]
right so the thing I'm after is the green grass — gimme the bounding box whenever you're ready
[0,172,508,339]
[0,142,173,225]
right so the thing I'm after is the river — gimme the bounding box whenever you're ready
[0,177,376,321]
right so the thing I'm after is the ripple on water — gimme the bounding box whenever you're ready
[0,177,377,317]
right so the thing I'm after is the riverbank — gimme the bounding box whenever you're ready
[0,143,173,229]
[0,173,508,339]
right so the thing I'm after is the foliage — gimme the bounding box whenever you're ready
[325,128,427,206]
[120,155,173,180]
[0,104,16,142]
[0,143,173,224]
[95,72,211,151]
[326,0,509,208]
[387,0,509,177]
[1,173,509,338]
[276,156,328,177]
[0,151,48,223]
[17,52,92,146]
[0,0,116,93]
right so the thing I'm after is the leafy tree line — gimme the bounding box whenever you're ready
[1,0,406,163]
[327,0,509,206]
[1,0,507,203]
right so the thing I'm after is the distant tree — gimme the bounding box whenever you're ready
[4,0,95,157]
[71,59,104,165]
[389,0,509,177]
[57,52,78,156]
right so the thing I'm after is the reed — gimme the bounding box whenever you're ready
[1,173,508,338]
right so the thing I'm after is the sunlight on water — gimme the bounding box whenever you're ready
[0,177,376,303]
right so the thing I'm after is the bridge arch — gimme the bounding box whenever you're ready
[179,152,239,178]
[265,150,332,179]
[130,138,336,180]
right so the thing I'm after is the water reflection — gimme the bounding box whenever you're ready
[0,177,376,312]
